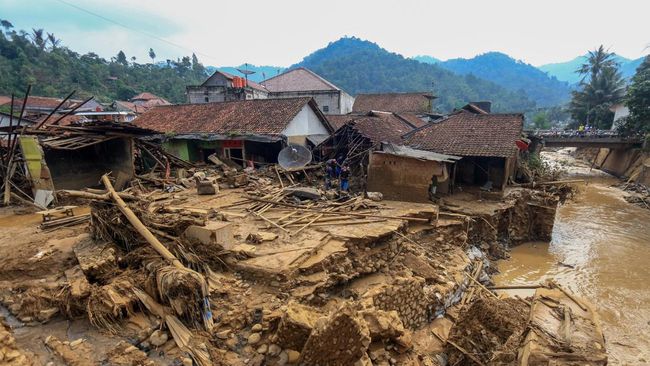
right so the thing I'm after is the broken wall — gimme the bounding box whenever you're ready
[367,152,447,202]
[46,137,134,190]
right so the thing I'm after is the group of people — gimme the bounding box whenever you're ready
[325,157,350,192]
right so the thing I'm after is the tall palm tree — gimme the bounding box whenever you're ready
[31,28,46,50]
[47,33,61,49]
[576,45,618,82]
[149,48,156,64]
[569,47,625,129]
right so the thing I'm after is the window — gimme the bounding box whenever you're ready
[322,105,329,112]
[204,96,209,103]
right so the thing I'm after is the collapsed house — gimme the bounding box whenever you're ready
[134,97,333,165]
[404,111,525,192]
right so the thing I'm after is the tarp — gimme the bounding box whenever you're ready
[378,142,462,163]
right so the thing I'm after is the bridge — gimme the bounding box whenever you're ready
[525,130,645,149]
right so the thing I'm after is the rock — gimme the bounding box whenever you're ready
[251,323,263,332]
[360,310,405,340]
[366,192,383,201]
[182,357,193,366]
[277,351,289,365]
[256,344,268,354]
[267,344,281,356]
[184,221,234,250]
[69,338,84,348]
[247,231,278,244]
[247,333,261,345]
[216,329,231,339]
[284,187,322,200]
[286,349,300,364]
[149,330,168,347]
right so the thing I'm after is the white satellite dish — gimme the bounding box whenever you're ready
[278,144,312,170]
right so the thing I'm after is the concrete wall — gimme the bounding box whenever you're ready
[340,91,355,114]
[367,152,447,203]
[282,105,330,139]
[186,86,269,104]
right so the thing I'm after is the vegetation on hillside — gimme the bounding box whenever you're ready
[436,52,572,107]
[617,55,650,136]
[0,20,208,103]
[568,46,625,129]
[293,37,536,113]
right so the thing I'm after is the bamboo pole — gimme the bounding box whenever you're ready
[245,196,430,222]
[101,174,183,269]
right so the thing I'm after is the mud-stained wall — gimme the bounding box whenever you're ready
[367,153,448,202]
[576,147,650,186]
[45,138,134,190]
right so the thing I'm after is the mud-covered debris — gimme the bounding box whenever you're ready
[300,304,371,366]
[274,301,322,351]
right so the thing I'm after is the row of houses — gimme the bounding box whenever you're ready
[4,67,526,204]
[135,67,525,201]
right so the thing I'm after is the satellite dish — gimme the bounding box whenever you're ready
[278,144,312,170]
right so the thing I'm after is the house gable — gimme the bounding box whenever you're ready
[281,104,330,137]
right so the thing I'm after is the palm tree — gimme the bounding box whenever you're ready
[31,28,46,50]
[576,45,618,82]
[149,48,156,64]
[47,33,61,49]
[569,47,625,129]
[0,19,13,34]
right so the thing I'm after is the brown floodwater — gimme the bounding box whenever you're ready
[495,171,650,364]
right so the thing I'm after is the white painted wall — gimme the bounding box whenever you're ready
[340,91,355,114]
[611,104,630,130]
[282,105,329,137]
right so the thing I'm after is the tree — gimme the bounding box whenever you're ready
[568,46,625,129]
[31,28,46,50]
[0,20,13,33]
[46,33,60,49]
[576,45,618,82]
[531,111,551,129]
[148,48,156,64]
[617,55,650,135]
[116,50,128,65]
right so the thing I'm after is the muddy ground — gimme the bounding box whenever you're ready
[0,172,609,366]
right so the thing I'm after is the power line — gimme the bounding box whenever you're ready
[52,0,219,62]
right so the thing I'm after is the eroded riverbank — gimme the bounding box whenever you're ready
[495,151,650,365]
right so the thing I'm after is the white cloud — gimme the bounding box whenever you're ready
[2,0,648,66]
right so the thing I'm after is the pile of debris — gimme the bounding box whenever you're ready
[619,182,650,210]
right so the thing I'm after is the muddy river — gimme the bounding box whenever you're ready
[495,152,650,365]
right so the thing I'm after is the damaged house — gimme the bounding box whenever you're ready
[134,97,333,165]
[403,111,525,191]
[186,70,270,103]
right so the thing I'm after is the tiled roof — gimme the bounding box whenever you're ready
[115,101,149,114]
[262,68,341,92]
[326,114,356,131]
[403,111,524,158]
[0,96,12,106]
[134,97,331,136]
[352,93,434,114]
[460,103,489,114]
[395,112,427,128]
[346,111,416,144]
[9,96,77,110]
[131,92,161,101]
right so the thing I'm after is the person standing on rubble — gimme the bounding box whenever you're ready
[325,158,338,189]
[340,164,350,192]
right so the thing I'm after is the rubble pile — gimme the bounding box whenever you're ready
[619,182,650,210]
[0,160,610,365]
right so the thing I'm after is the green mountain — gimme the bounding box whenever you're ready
[0,27,208,103]
[292,37,536,113]
[435,52,572,107]
[411,55,440,64]
[539,54,644,84]
[206,64,285,83]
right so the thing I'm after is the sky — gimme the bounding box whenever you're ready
[1,0,648,67]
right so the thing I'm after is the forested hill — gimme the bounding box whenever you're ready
[539,54,644,84]
[0,27,208,103]
[293,37,536,113]
[435,52,572,107]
